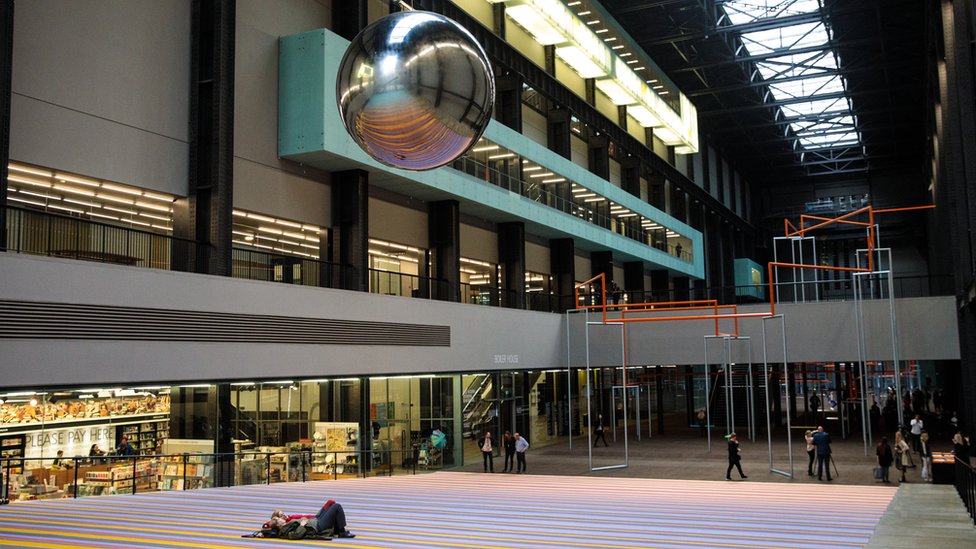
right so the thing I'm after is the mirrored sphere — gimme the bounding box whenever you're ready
[336,11,495,171]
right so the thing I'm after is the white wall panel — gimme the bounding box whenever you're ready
[11,0,190,195]
[369,199,427,248]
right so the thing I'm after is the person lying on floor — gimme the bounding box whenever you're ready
[245,499,355,539]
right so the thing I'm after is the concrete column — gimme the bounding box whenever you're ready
[428,200,461,302]
[550,238,575,312]
[498,222,526,309]
[330,170,369,291]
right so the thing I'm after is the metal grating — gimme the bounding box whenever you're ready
[0,299,450,346]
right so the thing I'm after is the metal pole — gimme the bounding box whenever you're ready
[566,310,573,450]
[635,385,641,442]
[782,316,794,477]
[621,322,629,468]
[747,338,755,442]
[725,338,733,435]
[132,456,138,495]
[611,387,617,443]
[586,309,593,471]
[798,238,806,302]
[763,318,773,472]
[73,459,79,499]
[888,267,903,429]
[182,454,188,490]
[704,337,711,453]
[647,382,653,439]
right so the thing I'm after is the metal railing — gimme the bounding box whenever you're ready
[232,247,351,289]
[450,155,692,263]
[956,459,976,525]
[0,448,434,504]
[3,204,196,269]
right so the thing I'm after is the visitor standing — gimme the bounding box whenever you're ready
[514,432,529,474]
[805,430,816,477]
[876,437,894,483]
[910,415,924,452]
[479,431,494,473]
[919,432,932,482]
[894,430,911,482]
[812,426,833,481]
[502,431,515,473]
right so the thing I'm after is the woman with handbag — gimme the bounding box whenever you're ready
[876,437,894,483]
[894,431,911,482]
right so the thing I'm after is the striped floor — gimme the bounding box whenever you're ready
[0,472,895,548]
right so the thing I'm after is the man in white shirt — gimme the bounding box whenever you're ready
[910,415,924,453]
[514,433,529,474]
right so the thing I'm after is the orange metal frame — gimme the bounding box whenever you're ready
[570,203,935,359]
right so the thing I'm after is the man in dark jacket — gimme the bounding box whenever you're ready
[812,425,833,481]
[725,433,747,480]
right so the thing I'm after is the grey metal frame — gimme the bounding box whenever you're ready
[762,314,793,478]
[854,246,901,455]
[704,335,755,442]
[772,235,818,303]
[578,308,629,472]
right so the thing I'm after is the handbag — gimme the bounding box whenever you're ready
[873,466,883,480]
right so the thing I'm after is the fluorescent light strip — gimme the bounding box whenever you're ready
[523,166,542,172]
[471,145,499,152]
[8,165,52,177]
[488,152,516,159]
[583,197,606,202]
[542,178,566,183]
[529,172,554,178]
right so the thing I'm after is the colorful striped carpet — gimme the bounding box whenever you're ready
[0,472,895,548]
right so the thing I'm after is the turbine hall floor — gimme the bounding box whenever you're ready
[0,471,896,548]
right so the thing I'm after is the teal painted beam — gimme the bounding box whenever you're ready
[279,28,703,279]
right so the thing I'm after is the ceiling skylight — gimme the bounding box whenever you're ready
[722,0,860,152]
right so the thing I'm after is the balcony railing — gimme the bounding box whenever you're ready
[233,247,351,289]
[3,204,196,269]
[0,450,430,504]
[451,155,689,262]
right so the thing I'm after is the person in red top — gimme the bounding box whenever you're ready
[258,500,354,539]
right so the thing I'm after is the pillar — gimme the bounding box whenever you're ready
[330,169,369,291]
[498,222,526,309]
[0,0,11,251]
[624,261,645,302]
[588,133,609,181]
[429,200,461,302]
[650,269,669,302]
[550,238,575,312]
[495,73,522,132]
[186,0,236,276]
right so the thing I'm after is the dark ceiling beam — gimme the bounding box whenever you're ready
[685,59,913,97]
[613,0,696,14]
[706,107,901,133]
[639,10,827,47]
[670,38,875,73]
[700,86,907,117]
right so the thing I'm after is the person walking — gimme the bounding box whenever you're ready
[894,430,911,482]
[697,409,707,438]
[805,430,816,477]
[514,432,529,474]
[593,414,609,447]
[502,431,515,473]
[812,426,833,481]
[876,437,894,483]
[725,433,747,480]
[919,431,933,482]
[479,431,494,473]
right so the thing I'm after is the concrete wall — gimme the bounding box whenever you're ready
[0,253,564,389]
[568,297,960,367]
[234,0,332,225]
[10,0,191,196]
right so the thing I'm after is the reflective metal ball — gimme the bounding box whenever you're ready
[336,11,495,171]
